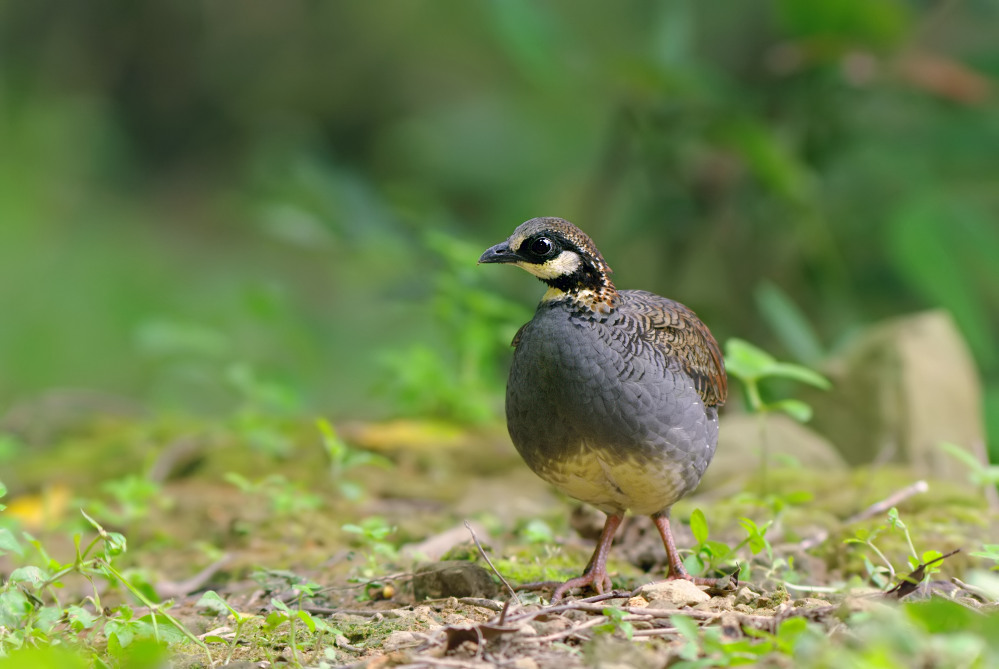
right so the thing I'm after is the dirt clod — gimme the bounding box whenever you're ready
[413,560,499,600]
[640,579,711,608]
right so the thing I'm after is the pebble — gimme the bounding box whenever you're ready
[640,580,711,608]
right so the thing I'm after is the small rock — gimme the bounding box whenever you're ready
[640,580,710,608]
[532,617,569,636]
[412,561,498,600]
[513,658,539,669]
[734,586,757,606]
[627,596,649,608]
[794,597,832,609]
[838,594,894,617]
[515,623,537,637]
[381,630,423,652]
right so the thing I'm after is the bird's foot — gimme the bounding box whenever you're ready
[514,572,613,603]
[549,569,613,603]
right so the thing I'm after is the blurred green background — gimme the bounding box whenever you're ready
[1,1,998,454]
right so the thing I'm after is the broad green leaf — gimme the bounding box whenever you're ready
[0,647,88,669]
[66,605,98,631]
[689,508,709,545]
[197,591,237,617]
[755,281,825,365]
[670,614,701,661]
[9,565,47,587]
[298,609,317,633]
[764,362,831,390]
[769,398,813,423]
[723,338,776,381]
[0,527,23,556]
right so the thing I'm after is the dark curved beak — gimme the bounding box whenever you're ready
[478,241,520,264]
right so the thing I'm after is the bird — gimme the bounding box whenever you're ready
[479,217,728,602]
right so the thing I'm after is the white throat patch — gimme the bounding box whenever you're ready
[516,250,582,280]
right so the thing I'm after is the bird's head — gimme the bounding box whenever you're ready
[479,217,617,313]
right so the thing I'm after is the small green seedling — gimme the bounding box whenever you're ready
[0,496,209,663]
[224,472,323,515]
[265,596,337,667]
[317,418,392,501]
[670,612,810,666]
[686,509,772,579]
[687,508,736,576]
[845,507,951,592]
[342,516,399,581]
[724,338,831,494]
[939,442,999,488]
[970,544,999,571]
[595,607,634,640]
[724,338,831,422]
[197,590,263,665]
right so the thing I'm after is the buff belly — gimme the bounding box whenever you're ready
[531,445,689,516]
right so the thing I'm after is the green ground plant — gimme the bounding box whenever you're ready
[0,485,208,664]
[376,231,530,423]
[685,508,774,581]
[224,472,323,515]
[671,612,810,667]
[341,516,400,586]
[724,338,832,496]
[594,607,634,641]
[845,507,948,590]
[318,418,392,501]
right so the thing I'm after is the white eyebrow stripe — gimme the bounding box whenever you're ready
[516,250,581,279]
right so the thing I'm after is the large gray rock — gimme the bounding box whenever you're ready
[804,310,985,481]
[701,412,846,492]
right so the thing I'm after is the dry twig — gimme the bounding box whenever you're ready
[465,520,521,607]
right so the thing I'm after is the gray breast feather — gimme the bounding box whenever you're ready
[506,297,719,514]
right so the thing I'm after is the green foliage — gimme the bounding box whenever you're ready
[224,472,323,515]
[85,475,168,527]
[318,418,392,501]
[754,281,826,367]
[226,363,304,458]
[196,587,342,667]
[671,613,810,666]
[971,544,999,571]
[1,1,998,452]
[518,518,556,545]
[686,508,737,577]
[0,647,89,669]
[342,516,399,579]
[0,493,209,664]
[939,442,999,488]
[376,231,530,424]
[685,508,774,580]
[595,607,634,640]
[265,597,338,667]
[724,338,831,422]
[844,507,950,590]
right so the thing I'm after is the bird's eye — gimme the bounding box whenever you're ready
[530,237,554,256]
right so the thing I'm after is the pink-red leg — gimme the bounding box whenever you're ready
[652,512,731,587]
[548,513,623,603]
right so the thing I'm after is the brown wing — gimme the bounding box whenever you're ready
[628,291,728,408]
